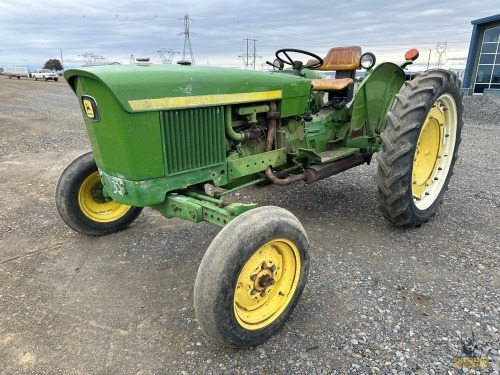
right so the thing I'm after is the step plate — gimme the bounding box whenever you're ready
[319,148,359,163]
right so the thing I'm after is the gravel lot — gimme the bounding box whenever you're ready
[0,75,498,375]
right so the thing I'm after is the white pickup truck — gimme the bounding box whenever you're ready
[32,69,58,81]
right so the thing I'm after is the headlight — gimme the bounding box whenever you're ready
[360,52,376,69]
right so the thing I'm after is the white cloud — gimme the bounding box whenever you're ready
[0,0,497,69]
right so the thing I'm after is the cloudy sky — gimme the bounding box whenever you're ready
[0,0,497,70]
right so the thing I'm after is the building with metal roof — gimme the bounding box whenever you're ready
[463,14,500,95]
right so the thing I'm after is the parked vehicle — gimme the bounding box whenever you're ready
[57,46,463,348]
[32,68,58,81]
[1,67,29,79]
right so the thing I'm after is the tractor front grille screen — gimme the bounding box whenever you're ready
[162,106,226,175]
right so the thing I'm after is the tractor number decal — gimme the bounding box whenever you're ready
[128,90,282,111]
[81,95,100,122]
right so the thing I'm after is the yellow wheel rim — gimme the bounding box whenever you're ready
[78,172,132,223]
[412,95,457,210]
[234,238,301,330]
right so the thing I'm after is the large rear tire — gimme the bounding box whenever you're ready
[194,206,309,348]
[55,152,143,236]
[376,70,463,227]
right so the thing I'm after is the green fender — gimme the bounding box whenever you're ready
[348,62,406,150]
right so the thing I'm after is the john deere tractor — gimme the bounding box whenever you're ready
[56,46,463,347]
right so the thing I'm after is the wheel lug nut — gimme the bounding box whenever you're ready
[251,289,257,295]
[260,291,266,297]
[250,274,257,281]
[271,265,276,272]
[261,262,267,269]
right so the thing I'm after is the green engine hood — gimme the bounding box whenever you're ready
[64,64,312,114]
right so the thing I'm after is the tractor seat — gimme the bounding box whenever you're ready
[307,46,362,71]
[307,46,361,106]
[311,78,353,92]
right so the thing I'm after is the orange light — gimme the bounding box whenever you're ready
[405,49,420,61]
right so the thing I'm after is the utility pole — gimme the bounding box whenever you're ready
[60,48,64,71]
[239,38,260,70]
[426,49,431,70]
[179,14,195,65]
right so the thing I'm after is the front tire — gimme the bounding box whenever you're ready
[376,69,463,227]
[55,152,143,236]
[194,206,309,348]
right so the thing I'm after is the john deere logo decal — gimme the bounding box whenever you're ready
[82,95,100,121]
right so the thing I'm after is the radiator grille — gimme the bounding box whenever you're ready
[162,106,226,175]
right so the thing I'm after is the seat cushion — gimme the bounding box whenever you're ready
[311,78,353,91]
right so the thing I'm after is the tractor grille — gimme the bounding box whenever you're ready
[161,106,226,175]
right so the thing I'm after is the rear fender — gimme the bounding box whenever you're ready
[349,63,406,141]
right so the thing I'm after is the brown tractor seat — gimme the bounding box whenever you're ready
[311,78,353,92]
[307,46,362,71]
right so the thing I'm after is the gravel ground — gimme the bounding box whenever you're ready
[0,76,499,375]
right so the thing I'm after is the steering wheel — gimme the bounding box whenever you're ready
[275,48,324,70]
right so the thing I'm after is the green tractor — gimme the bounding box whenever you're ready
[56,46,463,347]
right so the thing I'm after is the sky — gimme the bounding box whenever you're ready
[0,0,498,71]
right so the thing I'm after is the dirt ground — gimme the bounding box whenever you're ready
[0,75,498,375]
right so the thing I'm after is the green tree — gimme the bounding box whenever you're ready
[43,59,63,71]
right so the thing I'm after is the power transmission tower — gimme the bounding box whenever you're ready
[435,42,447,69]
[179,14,195,64]
[130,54,135,64]
[81,53,107,64]
[239,38,260,70]
[155,48,180,64]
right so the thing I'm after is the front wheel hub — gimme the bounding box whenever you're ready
[78,171,132,223]
[234,238,301,330]
[254,269,275,291]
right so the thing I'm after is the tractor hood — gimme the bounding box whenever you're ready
[65,64,313,114]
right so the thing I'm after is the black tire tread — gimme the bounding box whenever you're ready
[194,206,309,348]
[55,152,143,236]
[376,69,463,227]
